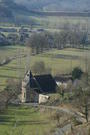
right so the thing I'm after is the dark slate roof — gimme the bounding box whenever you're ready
[30,73,57,93]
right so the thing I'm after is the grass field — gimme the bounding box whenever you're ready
[0,105,55,135]
[0,46,90,90]
[1,15,90,33]
[24,15,90,33]
[0,46,26,90]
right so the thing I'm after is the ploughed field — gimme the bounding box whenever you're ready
[0,46,90,90]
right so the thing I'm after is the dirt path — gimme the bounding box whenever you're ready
[23,103,86,124]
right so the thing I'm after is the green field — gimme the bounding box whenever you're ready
[0,46,90,90]
[1,15,90,33]
[32,16,90,29]
[0,105,55,135]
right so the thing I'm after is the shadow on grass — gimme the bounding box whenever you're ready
[42,53,81,60]
[0,84,6,87]
[0,115,14,124]
[0,75,19,79]
[0,116,48,126]
[0,105,48,126]
[0,68,17,72]
[4,66,25,70]
[18,120,48,126]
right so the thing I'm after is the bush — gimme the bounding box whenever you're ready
[72,67,83,80]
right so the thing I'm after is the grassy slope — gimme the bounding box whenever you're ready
[14,0,90,11]
[0,46,26,90]
[0,105,55,135]
[0,46,90,90]
[0,0,90,26]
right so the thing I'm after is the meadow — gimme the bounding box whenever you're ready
[27,15,90,32]
[1,15,90,34]
[0,105,55,135]
[0,46,90,91]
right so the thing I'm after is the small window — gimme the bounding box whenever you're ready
[24,93,26,98]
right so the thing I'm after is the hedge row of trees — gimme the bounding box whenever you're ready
[27,30,87,54]
[27,32,52,54]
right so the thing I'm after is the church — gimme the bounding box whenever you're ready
[21,71,57,103]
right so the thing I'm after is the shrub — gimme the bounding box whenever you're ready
[72,67,83,80]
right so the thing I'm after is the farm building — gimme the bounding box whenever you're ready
[55,75,72,89]
[21,71,57,103]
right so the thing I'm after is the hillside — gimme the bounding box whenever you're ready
[0,0,90,24]
[15,0,90,12]
[0,0,29,13]
[0,0,34,24]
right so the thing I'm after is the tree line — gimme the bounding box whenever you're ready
[27,30,88,54]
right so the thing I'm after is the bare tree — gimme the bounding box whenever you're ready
[27,32,49,54]
[4,79,21,105]
[31,61,51,74]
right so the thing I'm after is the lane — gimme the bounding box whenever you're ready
[22,103,86,123]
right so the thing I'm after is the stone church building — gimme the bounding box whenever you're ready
[21,71,57,103]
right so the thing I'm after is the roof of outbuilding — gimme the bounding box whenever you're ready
[55,76,72,82]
